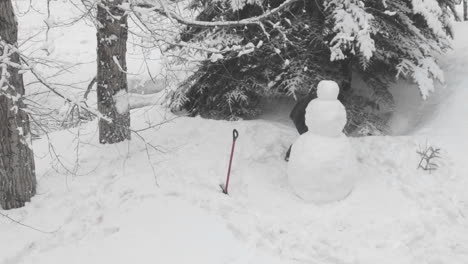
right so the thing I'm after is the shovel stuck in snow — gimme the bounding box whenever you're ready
[220,129,239,195]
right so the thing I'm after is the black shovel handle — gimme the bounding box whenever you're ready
[233,129,239,141]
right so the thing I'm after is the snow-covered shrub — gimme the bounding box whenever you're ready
[326,0,375,62]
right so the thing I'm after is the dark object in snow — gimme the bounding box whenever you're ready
[285,146,291,162]
[285,90,319,161]
[220,129,239,195]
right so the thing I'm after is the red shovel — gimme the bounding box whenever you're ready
[220,129,239,195]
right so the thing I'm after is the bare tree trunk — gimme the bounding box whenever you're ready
[0,0,36,210]
[96,0,130,144]
[464,0,468,21]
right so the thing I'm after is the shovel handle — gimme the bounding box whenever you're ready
[222,129,239,195]
[233,129,239,141]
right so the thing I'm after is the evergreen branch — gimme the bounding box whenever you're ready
[132,0,299,28]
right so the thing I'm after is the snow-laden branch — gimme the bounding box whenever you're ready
[0,43,11,91]
[130,10,225,54]
[131,0,300,28]
[20,58,112,123]
[0,40,29,111]
[1,41,104,123]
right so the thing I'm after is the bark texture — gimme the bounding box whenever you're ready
[97,0,130,144]
[0,0,36,210]
[464,0,468,21]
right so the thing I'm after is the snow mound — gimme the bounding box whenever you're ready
[1,2,468,263]
[1,102,467,264]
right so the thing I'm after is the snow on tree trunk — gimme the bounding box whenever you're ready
[96,0,130,144]
[0,0,36,210]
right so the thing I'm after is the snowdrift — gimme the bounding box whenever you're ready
[2,88,468,264]
[1,1,468,263]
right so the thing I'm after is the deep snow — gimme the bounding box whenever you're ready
[1,2,468,264]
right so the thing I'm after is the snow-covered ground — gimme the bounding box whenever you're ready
[2,2,468,264]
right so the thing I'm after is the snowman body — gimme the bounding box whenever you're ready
[287,81,356,203]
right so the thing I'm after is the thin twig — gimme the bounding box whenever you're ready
[0,211,61,234]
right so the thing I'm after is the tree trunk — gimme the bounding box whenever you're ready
[464,0,468,21]
[0,0,36,210]
[96,0,130,144]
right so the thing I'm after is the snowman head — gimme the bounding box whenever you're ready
[317,80,339,101]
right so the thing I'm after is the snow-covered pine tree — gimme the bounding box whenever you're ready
[166,0,457,133]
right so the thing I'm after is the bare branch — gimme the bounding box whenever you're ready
[0,211,61,234]
[83,76,96,101]
[20,57,111,123]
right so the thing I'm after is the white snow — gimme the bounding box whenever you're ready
[209,53,224,62]
[329,0,375,61]
[113,90,129,115]
[128,92,163,110]
[2,92,467,263]
[1,2,468,264]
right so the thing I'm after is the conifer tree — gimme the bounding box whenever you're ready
[147,0,458,133]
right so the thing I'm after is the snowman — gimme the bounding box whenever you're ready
[287,80,356,203]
